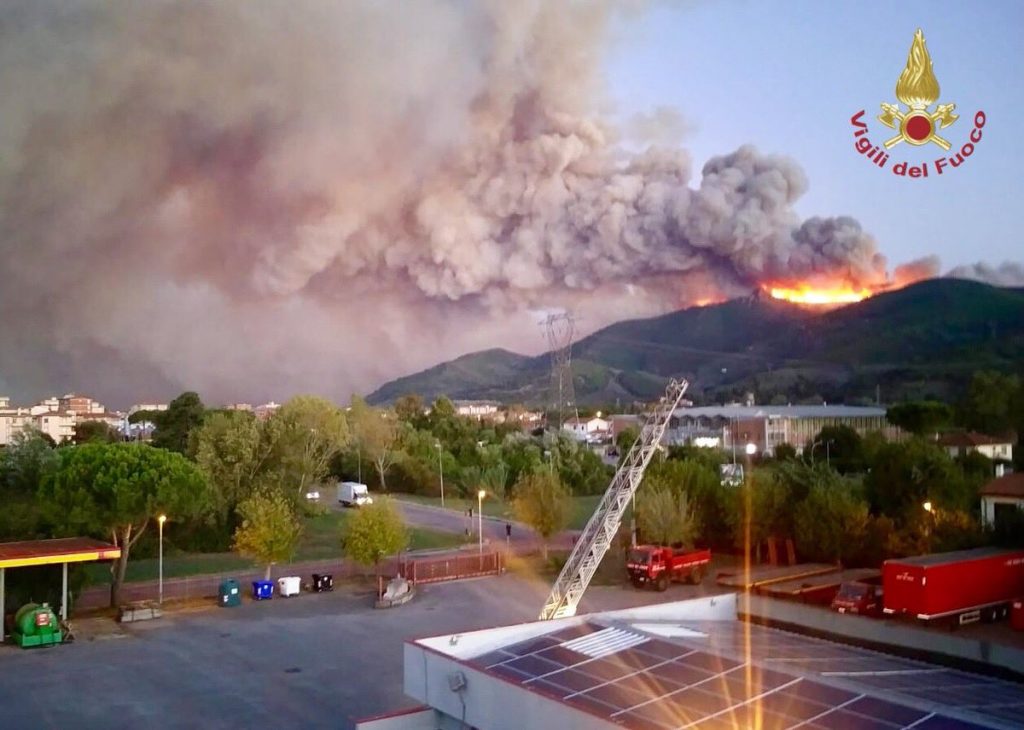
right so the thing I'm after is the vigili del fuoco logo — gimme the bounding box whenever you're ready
[850,29,985,178]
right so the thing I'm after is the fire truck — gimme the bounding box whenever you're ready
[626,545,712,591]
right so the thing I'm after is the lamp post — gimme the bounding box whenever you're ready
[157,514,167,605]
[436,442,445,509]
[810,439,833,467]
[477,490,486,554]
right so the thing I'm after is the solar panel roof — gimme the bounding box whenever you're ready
[468,620,1024,730]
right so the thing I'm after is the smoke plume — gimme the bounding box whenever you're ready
[947,262,1024,288]
[0,1,958,403]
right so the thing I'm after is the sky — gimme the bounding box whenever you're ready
[606,0,1023,270]
[0,1,1021,406]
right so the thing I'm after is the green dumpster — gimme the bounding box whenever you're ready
[12,603,62,648]
[219,579,241,608]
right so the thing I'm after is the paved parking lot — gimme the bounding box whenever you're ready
[0,573,707,729]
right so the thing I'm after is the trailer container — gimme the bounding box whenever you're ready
[883,547,1024,625]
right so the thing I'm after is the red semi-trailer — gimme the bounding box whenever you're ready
[626,546,711,591]
[883,547,1024,626]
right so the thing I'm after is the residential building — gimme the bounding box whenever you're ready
[225,403,254,412]
[454,400,501,420]
[254,401,281,420]
[59,393,106,415]
[0,401,33,446]
[979,472,1024,526]
[128,403,169,416]
[669,404,898,456]
[562,415,611,443]
[938,431,1014,466]
[34,411,76,443]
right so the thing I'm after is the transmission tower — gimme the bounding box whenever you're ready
[542,312,578,430]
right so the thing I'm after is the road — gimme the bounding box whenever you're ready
[391,500,554,549]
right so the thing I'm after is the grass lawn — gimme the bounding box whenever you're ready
[394,493,603,530]
[85,509,465,585]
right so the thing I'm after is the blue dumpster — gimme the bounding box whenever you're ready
[252,580,274,601]
[312,573,333,593]
[219,579,242,608]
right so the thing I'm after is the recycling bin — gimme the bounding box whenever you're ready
[277,576,301,597]
[312,573,333,593]
[252,580,274,601]
[218,579,241,608]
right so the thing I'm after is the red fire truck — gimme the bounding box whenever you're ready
[626,546,712,591]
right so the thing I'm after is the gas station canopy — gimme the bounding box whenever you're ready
[0,537,121,569]
[0,537,121,628]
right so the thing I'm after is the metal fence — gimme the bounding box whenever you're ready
[75,549,503,611]
[399,550,503,585]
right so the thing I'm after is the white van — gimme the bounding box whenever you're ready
[337,481,373,507]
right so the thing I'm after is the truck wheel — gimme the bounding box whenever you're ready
[656,575,668,592]
[630,577,643,590]
[689,567,705,585]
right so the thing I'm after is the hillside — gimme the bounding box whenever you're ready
[367,279,1024,406]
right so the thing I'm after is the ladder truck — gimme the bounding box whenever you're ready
[538,378,689,620]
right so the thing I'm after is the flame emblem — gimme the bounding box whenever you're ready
[877,29,958,150]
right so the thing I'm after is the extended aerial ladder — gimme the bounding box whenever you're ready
[538,378,690,620]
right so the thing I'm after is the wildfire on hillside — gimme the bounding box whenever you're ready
[766,284,873,306]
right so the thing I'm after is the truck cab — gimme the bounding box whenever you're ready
[626,545,711,591]
[831,580,883,616]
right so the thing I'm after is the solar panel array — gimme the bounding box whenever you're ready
[470,621,1021,730]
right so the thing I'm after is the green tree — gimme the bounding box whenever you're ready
[39,443,210,607]
[274,396,349,499]
[548,434,610,495]
[794,484,870,564]
[0,429,57,540]
[772,443,797,462]
[342,497,408,578]
[864,439,971,521]
[636,484,698,547]
[73,419,122,445]
[886,400,954,436]
[808,425,864,474]
[192,411,268,524]
[349,397,399,491]
[960,371,1021,435]
[512,471,570,559]
[151,391,206,454]
[232,491,303,579]
[393,394,426,425]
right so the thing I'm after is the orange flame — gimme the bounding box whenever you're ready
[767,285,872,306]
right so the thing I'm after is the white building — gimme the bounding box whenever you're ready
[128,403,169,416]
[34,411,76,443]
[980,473,1024,526]
[562,415,611,443]
[454,400,501,420]
[357,593,1018,729]
[938,432,1014,467]
[0,399,33,446]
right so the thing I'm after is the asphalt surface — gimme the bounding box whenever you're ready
[0,573,718,729]
[392,499,557,549]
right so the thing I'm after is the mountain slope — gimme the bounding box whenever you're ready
[367,279,1024,405]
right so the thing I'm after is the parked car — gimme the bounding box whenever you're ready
[831,580,883,616]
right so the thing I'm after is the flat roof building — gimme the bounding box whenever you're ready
[359,595,1022,729]
[670,404,899,456]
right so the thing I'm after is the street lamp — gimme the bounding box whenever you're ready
[477,490,486,553]
[923,501,933,513]
[157,514,167,605]
[436,442,445,509]
[745,443,757,457]
[811,439,833,467]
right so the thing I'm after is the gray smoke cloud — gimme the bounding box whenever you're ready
[947,262,1024,288]
[0,1,943,404]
